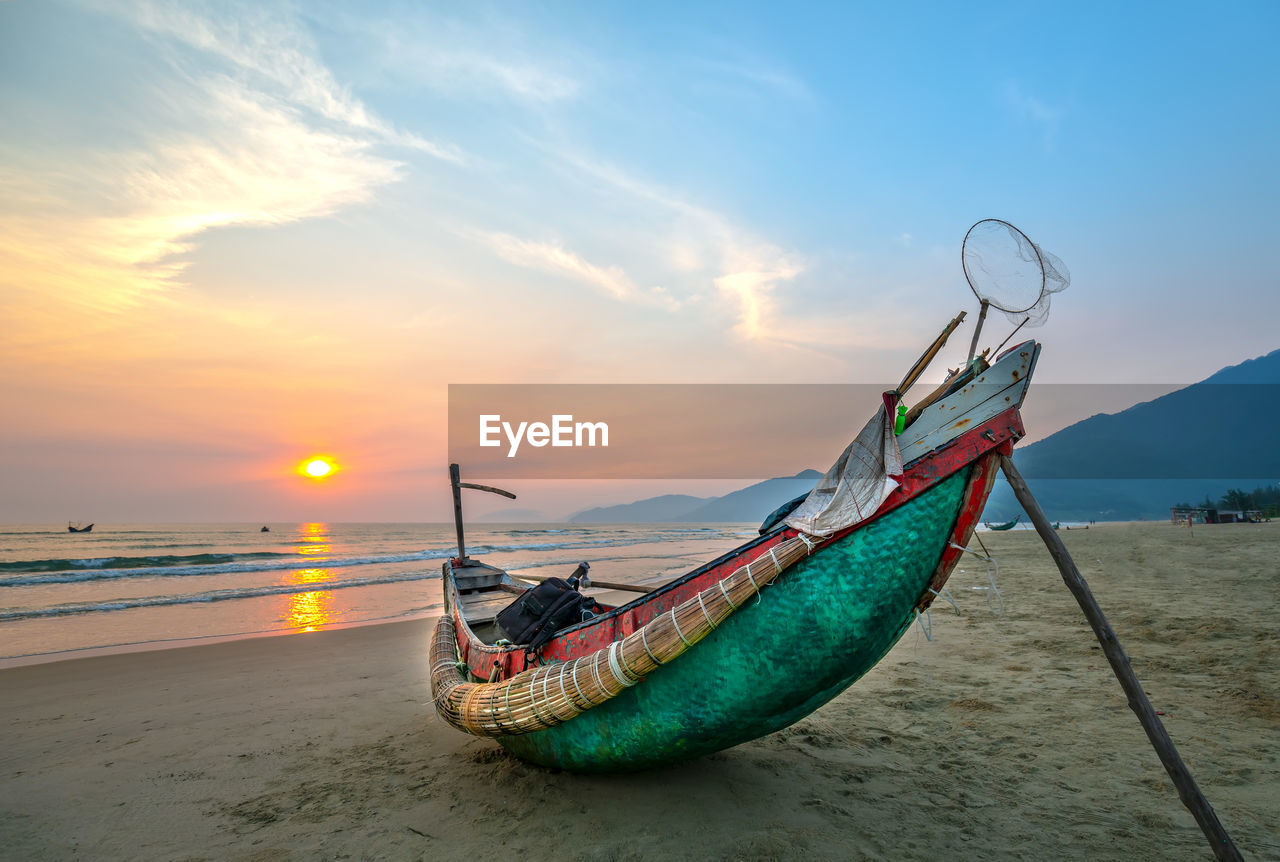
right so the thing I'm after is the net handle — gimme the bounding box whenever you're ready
[966,299,989,362]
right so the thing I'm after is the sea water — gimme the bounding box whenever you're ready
[0,523,754,665]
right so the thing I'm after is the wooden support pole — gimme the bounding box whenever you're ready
[998,455,1242,861]
[449,463,467,562]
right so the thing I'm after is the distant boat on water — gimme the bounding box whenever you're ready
[260,526,270,532]
[68,522,94,533]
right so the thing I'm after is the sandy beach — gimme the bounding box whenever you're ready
[2,521,1277,860]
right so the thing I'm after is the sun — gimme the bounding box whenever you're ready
[305,460,331,477]
[299,457,337,479]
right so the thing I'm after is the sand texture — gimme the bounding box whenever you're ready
[1,521,1277,860]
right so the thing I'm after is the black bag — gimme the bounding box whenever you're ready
[496,572,594,651]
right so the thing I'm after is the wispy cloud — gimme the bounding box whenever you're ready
[694,57,817,106]
[1003,79,1064,148]
[410,51,580,104]
[475,230,679,310]
[715,263,799,341]
[527,151,911,359]
[350,12,582,106]
[2,77,402,308]
[109,0,462,160]
[554,154,807,343]
[2,1,439,311]
[123,79,401,240]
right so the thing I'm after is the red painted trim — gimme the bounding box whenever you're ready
[917,449,1000,611]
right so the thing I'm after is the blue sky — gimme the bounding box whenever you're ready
[1,0,1277,520]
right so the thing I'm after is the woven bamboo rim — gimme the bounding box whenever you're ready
[430,533,817,737]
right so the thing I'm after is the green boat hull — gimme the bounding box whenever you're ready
[498,467,971,772]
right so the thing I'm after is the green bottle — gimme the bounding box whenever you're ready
[894,403,907,436]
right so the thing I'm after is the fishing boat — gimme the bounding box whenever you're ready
[431,331,1040,773]
[67,522,94,533]
[984,515,1020,531]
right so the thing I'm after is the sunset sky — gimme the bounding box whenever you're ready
[3,1,1277,522]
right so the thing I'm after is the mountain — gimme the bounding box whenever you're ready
[566,349,1280,525]
[677,470,821,522]
[1203,348,1280,384]
[569,471,821,524]
[981,348,1280,521]
[569,494,715,523]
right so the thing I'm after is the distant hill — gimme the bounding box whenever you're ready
[565,349,1280,524]
[677,470,821,522]
[570,494,714,523]
[569,471,820,524]
[982,348,1280,521]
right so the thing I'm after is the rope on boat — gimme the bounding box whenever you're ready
[696,593,717,629]
[430,533,818,737]
[914,608,933,642]
[927,586,962,615]
[717,579,738,610]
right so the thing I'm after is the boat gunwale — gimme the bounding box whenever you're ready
[446,402,1026,682]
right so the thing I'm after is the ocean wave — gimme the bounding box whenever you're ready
[0,547,716,622]
[0,551,288,574]
[0,531,739,587]
[0,570,443,621]
[0,551,450,586]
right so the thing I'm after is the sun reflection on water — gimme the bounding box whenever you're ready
[287,586,334,632]
[286,521,336,631]
[297,522,332,558]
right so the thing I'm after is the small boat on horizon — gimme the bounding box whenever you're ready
[67,522,94,533]
[260,526,270,532]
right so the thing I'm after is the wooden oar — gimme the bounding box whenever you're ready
[896,310,967,396]
[513,571,654,594]
[999,456,1242,862]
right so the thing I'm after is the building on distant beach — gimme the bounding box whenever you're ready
[1170,506,1265,524]
[1219,509,1266,523]
[1170,506,1210,524]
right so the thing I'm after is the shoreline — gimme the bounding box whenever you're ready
[0,607,443,671]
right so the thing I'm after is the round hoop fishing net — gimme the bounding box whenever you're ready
[962,219,1070,328]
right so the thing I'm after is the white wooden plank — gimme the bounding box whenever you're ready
[898,342,1038,464]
